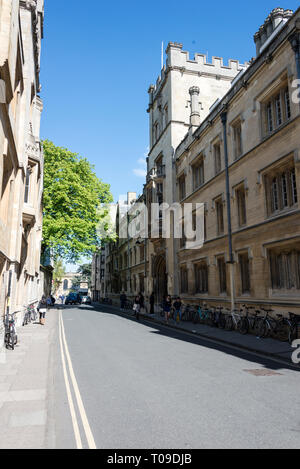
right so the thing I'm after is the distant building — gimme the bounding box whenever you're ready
[55,272,89,298]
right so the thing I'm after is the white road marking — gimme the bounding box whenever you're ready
[59,311,97,449]
[58,312,83,449]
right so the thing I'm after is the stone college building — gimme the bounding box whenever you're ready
[0,0,45,342]
[92,7,300,315]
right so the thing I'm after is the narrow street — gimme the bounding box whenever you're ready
[47,305,300,449]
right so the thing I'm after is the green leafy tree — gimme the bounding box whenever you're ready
[77,263,92,288]
[42,140,113,262]
[71,275,81,291]
[52,259,66,294]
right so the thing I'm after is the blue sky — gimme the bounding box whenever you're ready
[40,0,299,203]
[40,1,299,271]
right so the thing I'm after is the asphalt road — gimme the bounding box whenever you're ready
[48,304,300,449]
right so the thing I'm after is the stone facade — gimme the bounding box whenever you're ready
[94,7,300,315]
[55,272,89,299]
[145,43,248,301]
[174,7,300,314]
[0,0,45,340]
[92,193,147,305]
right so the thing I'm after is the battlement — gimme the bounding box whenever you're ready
[148,42,249,100]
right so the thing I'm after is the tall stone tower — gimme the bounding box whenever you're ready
[146,42,248,299]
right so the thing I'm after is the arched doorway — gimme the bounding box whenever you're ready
[153,255,167,304]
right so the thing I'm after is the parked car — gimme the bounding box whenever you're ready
[65,293,82,305]
[81,296,91,305]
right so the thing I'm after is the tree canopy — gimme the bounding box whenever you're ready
[42,140,113,262]
[52,258,66,294]
[71,263,92,290]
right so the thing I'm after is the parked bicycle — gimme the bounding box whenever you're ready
[287,312,300,344]
[4,313,18,350]
[23,304,37,326]
[124,300,133,310]
[238,305,262,336]
[224,308,243,332]
[23,305,32,326]
[182,304,193,322]
[257,308,299,342]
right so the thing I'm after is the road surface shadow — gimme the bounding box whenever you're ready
[76,304,300,373]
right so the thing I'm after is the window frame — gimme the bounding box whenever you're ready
[194,261,208,294]
[215,198,224,236]
[236,184,247,227]
[217,256,227,294]
[239,252,251,294]
[192,157,204,191]
[264,160,298,217]
[214,142,222,175]
[263,82,291,137]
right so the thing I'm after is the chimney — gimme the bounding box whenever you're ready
[127,192,137,205]
[189,86,200,129]
[253,8,293,57]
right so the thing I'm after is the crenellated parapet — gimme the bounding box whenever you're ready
[148,42,249,104]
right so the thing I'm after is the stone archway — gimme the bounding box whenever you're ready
[153,255,168,304]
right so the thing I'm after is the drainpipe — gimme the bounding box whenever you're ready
[6,270,12,320]
[127,211,131,297]
[289,27,300,109]
[143,194,147,294]
[220,109,235,310]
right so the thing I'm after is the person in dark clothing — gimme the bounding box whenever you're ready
[150,292,155,314]
[163,295,172,324]
[120,292,127,310]
[173,297,182,324]
[133,295,141,321]
[38,296,47,325]
[139,292,145,311]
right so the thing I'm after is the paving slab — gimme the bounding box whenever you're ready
[0,312,58,449]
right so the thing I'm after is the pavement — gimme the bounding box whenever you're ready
[0,310,56,449]
[93,302,299,366]
[0,303,299,449]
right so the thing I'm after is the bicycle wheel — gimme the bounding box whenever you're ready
[238,317,249,335]
[275,323,289,342]
[218,313,226,329]
[5,332,9,349]
[289,325,298,345]
[192,310,198,324]
[204,312,211,326]
[9,331,15,350]
[253,318,262,336]
[257,320,268,338]
[225,315,234,331]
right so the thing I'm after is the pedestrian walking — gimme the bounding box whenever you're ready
[163,295,172,324]
[46,295,52,309]
[139,292,145,312]
[120,292,127,310]
[150,292,155,315]
[173,297,182,325]
[38,296,47,325]
[133,294,141,321]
